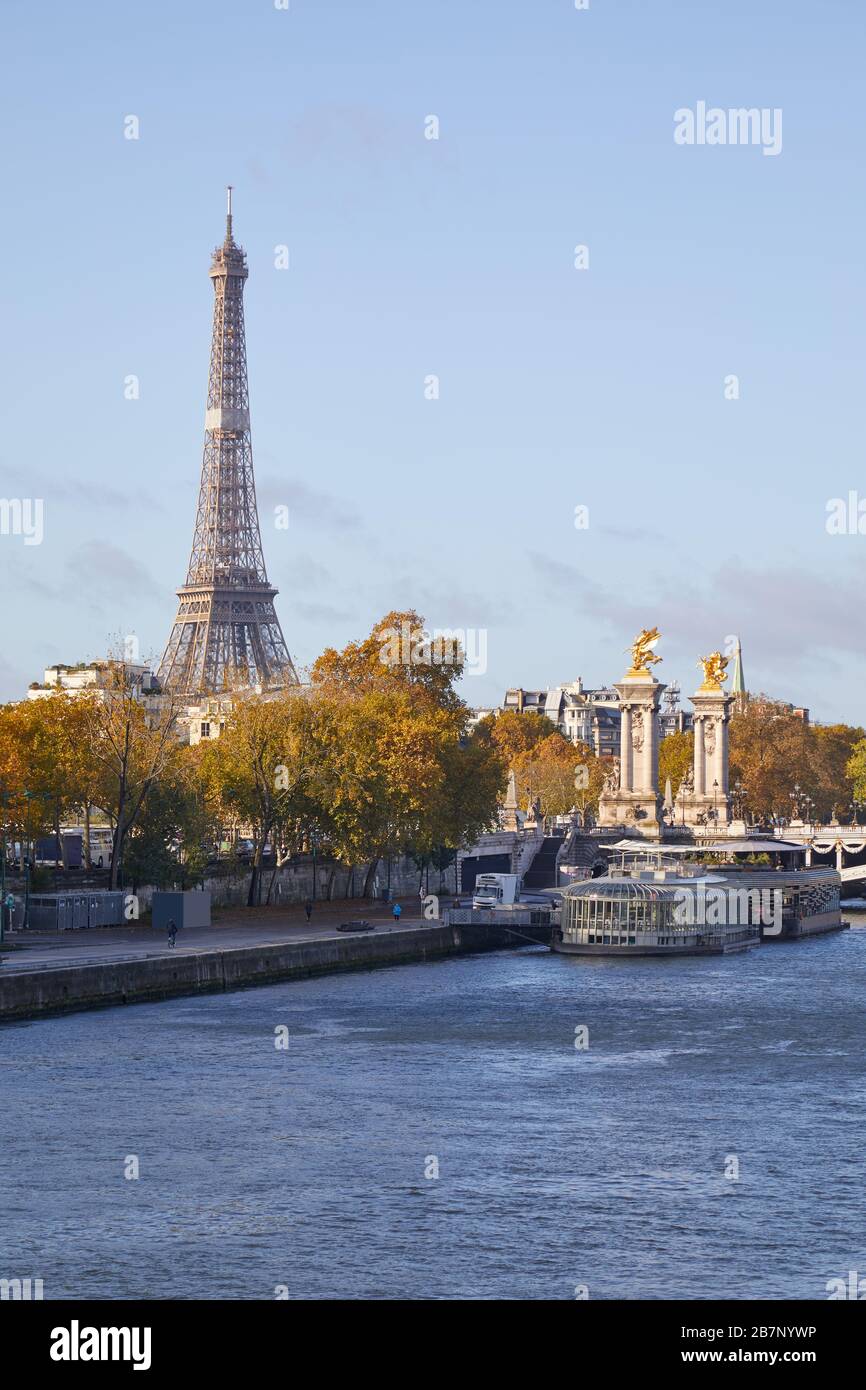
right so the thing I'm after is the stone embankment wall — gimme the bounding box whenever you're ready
[0,921,552,1023]
[11,855,454,915]
[129,854,451,912]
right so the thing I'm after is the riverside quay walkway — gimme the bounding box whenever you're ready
[0,900,552,1022]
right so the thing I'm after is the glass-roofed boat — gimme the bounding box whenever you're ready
[552,840,844,957]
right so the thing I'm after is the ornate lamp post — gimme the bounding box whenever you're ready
[733,779,745,822]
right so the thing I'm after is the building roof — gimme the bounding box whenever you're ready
[565,862,840,899]
[564,878,689,900]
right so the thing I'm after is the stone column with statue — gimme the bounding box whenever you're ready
[500,768,522,832]
[598,627,666,838]
[675,650,733,829]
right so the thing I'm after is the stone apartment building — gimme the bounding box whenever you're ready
[475,676,693,756]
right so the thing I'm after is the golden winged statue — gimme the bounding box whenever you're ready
[698,651,729,689]
[627,626,662,675]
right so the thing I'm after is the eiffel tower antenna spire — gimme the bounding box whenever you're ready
[158,192,298,696]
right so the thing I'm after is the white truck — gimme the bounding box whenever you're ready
[472,872,521,910]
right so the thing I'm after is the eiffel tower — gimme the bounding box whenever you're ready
[158,189,298,696]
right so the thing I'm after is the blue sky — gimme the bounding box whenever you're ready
[1,0,864,720]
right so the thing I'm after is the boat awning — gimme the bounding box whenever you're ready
[609,841,695,854]
[699,839,807,854]
[608,838,807,855]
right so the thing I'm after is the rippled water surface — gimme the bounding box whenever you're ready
[3,920,866,1300]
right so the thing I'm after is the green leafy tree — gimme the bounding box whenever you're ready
[513,733,599,819]
[200,691,320,905]
[846,738,866,804]
[79,660,181,888]
[310,613,504,895]
[477,708,560,763]
[123,748,218,890]
[658,730,694,799]
[812,724,865,819]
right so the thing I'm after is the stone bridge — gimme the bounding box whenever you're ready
[771,826,866,881]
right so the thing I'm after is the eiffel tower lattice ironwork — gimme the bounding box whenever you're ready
[158,189,298,696]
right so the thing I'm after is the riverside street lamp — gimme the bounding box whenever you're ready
[733,779,745,821]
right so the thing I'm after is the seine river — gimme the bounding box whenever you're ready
[3,918,865,1301]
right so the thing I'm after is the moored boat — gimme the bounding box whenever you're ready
[552,844,845,958]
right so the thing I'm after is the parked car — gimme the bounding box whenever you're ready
[233,839,278,865]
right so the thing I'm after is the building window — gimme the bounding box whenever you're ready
[201,722,210,737]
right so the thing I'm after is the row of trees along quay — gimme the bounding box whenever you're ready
[2,610,866,906]
[0,613,501,906]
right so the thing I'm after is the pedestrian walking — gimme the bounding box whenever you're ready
[167,919,178,949]
[392,902,402,923]
[304,899,313,923]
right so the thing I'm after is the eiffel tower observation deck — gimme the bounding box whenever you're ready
[158,189,298,697]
